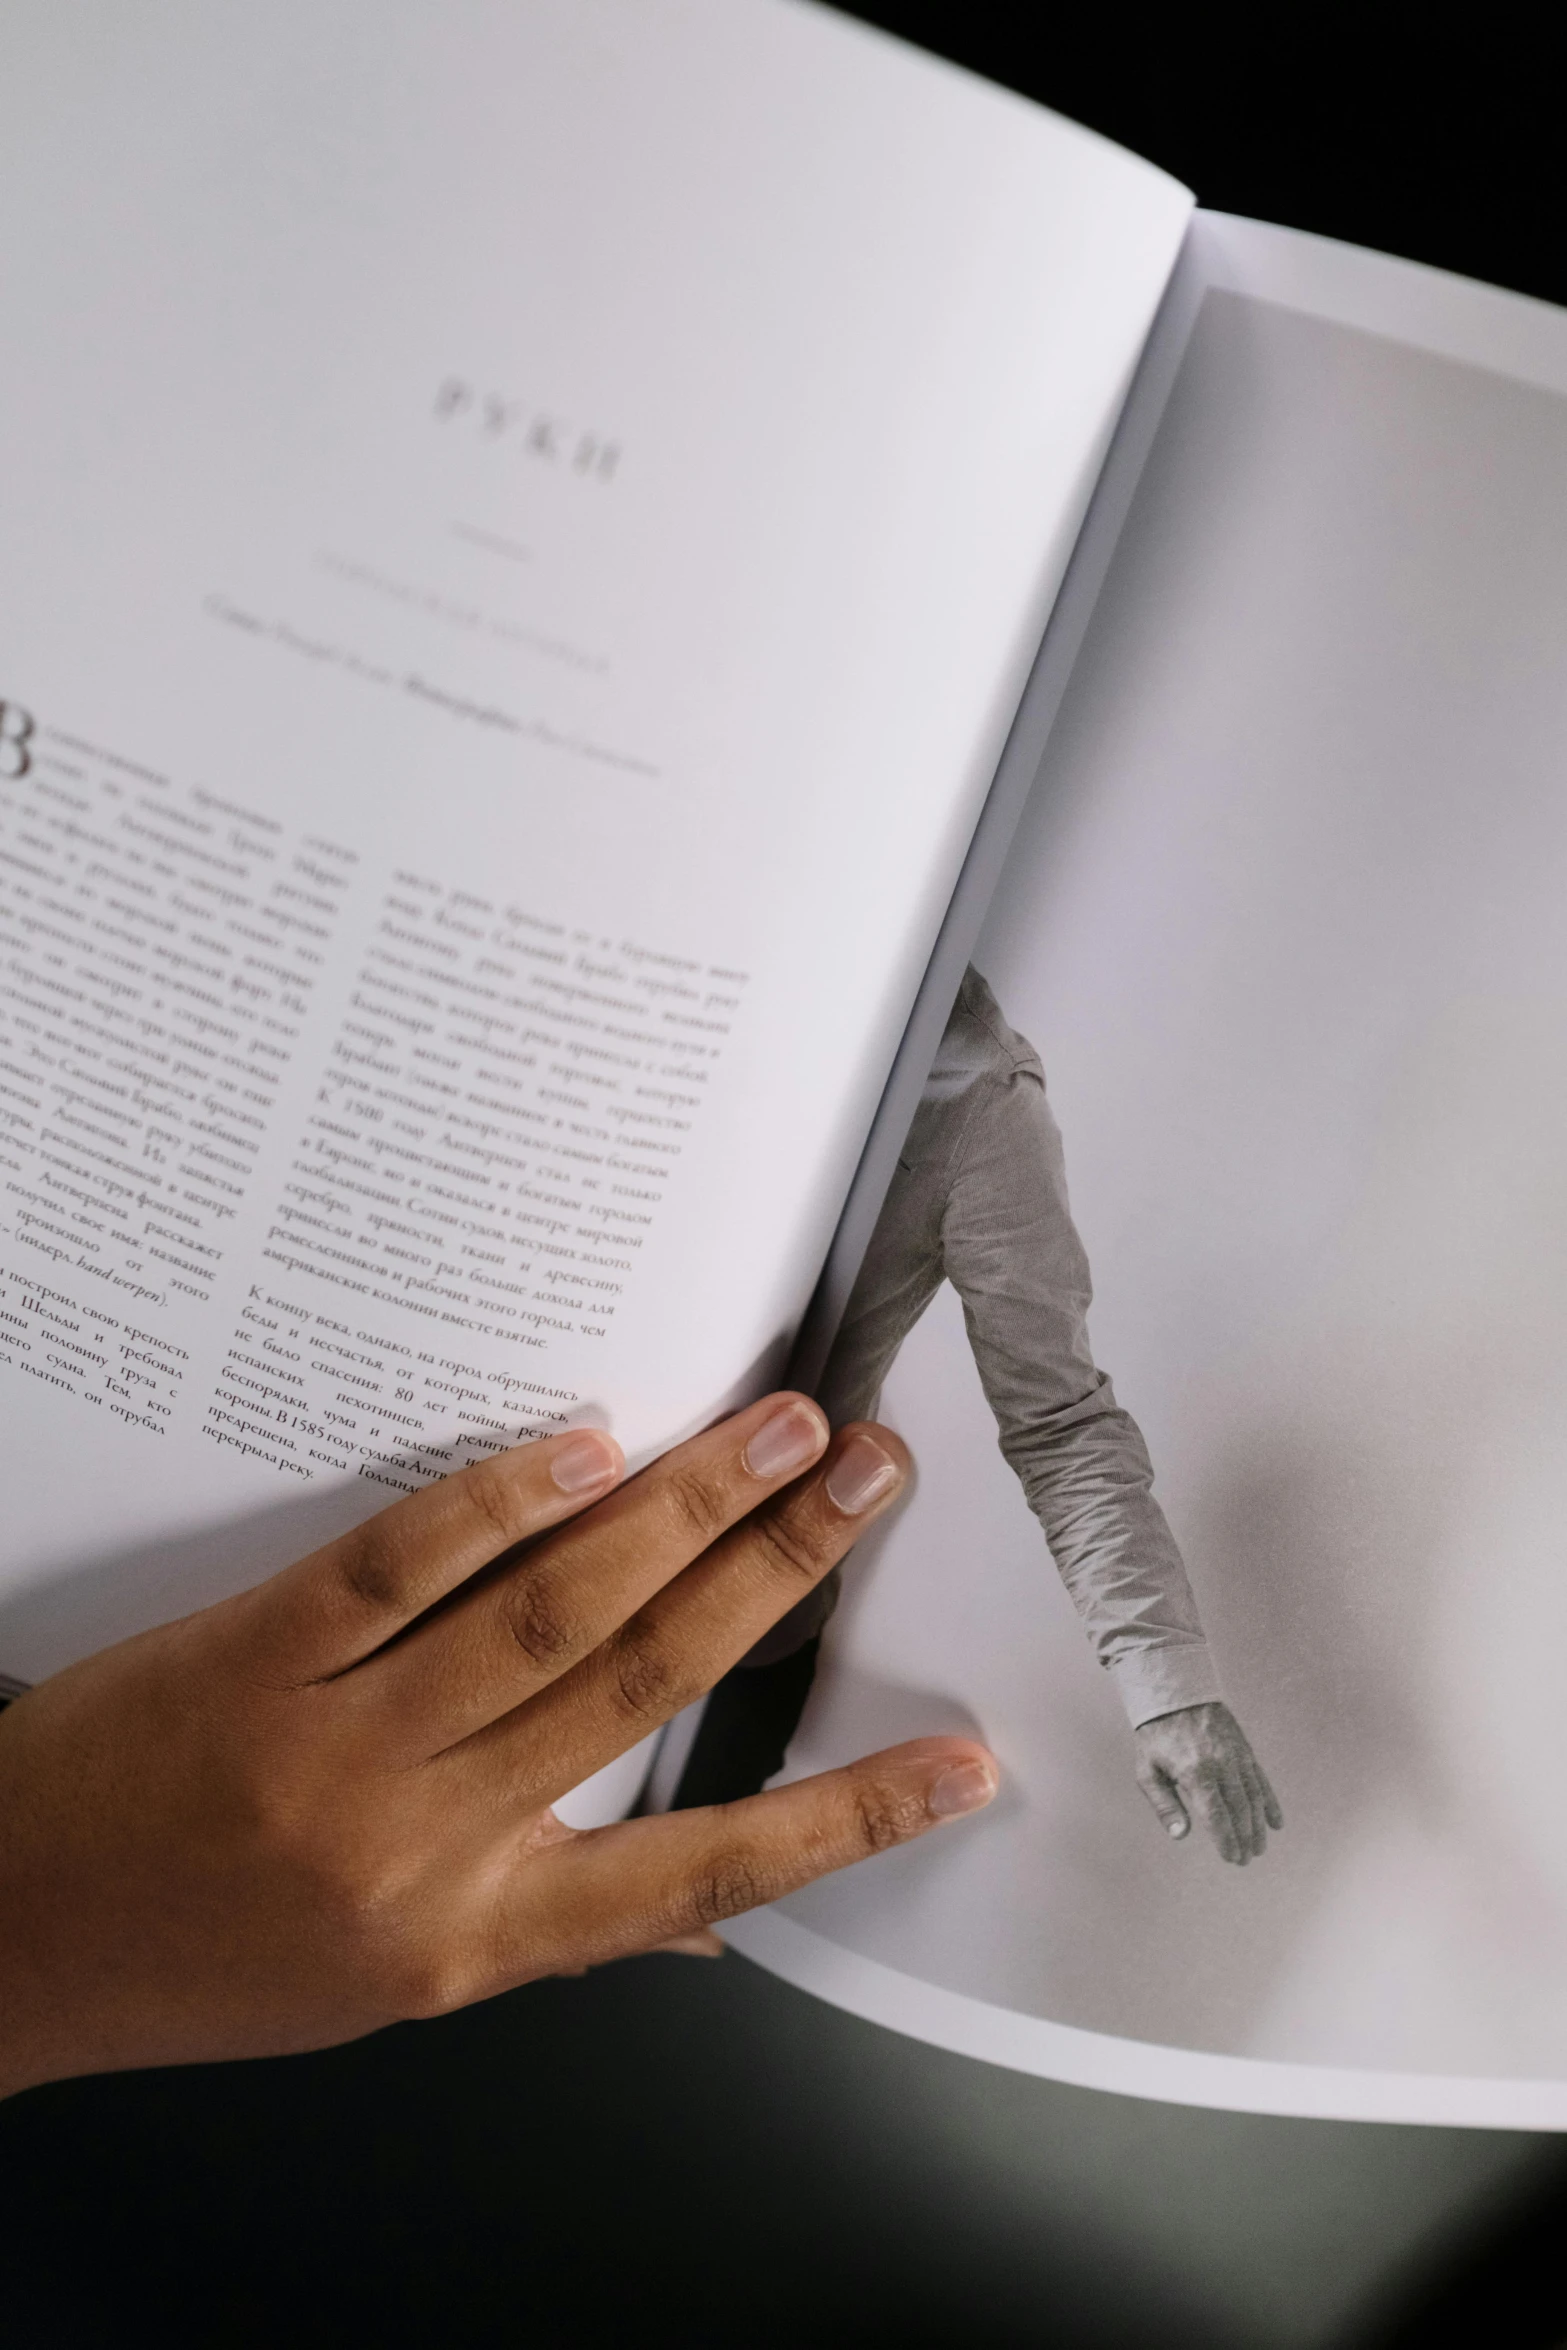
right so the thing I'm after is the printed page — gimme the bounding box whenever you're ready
[0,0,1188,1741]
[728,216,1567,2124]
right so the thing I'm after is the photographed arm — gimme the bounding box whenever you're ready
[936,986,1281,1863]
[0,1396,997,2099]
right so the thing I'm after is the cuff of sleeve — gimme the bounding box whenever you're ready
[1108,1642,1224,1729]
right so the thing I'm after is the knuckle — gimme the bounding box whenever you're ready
[499,1571,583,1673]
[231,1766,484,2022]
[332,1526,403,1615]
[277,1839,391,1952]
[304,1863,473,2019]
[607,1627,697,1725]
[691,1847,774,1923]
[462,1456,529,1551]
[384,1942,478,2022]
[851,1782,917,1856]
[748,1503,831,1589]
[660,1461,733,1548]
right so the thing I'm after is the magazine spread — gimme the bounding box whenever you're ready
[721,215,1567,2129]
[0,0,1186,1835]
[10,0,1567,2135]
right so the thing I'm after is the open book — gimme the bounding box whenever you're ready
[5,0,1567,2130]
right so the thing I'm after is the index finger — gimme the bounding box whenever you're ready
[489,1738,1001,1987]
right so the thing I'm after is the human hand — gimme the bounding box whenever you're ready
[0,1396,998,2097]
[1133,1701,1282,1864]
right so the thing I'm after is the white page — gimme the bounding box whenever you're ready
[733,216,1567,2126]
[0,0,1188,1751]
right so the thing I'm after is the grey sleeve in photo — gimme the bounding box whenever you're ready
[822,969,1221,1727]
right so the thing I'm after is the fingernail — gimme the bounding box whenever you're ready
[1167,1818,1189,1838]
[743,1401,825,1482]
[824,1432,901,1516]
[927,1759,998,1818]
[551,1430,621,1496]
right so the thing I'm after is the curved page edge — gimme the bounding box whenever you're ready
[719,1908,1567,2130]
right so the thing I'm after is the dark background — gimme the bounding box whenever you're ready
[6,8,1567,2344]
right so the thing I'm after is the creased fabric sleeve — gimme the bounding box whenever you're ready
[936,992,1222,1728]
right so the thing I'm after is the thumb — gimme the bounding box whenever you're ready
[1136,1758,1191,1841]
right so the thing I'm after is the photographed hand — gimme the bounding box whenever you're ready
[0,1395,998,2098]
[1133,1701,1282,1864]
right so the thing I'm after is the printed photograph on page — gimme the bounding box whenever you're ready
[760,286,1567,2092]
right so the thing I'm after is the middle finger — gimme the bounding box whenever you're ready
[1190,1768,1242,1864]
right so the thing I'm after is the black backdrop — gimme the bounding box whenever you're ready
[5,9,1567,2344]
